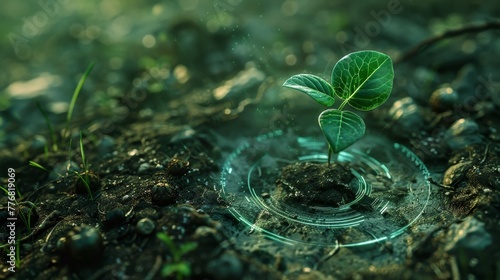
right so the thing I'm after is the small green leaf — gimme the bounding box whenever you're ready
[157,232,178,255]
[179,242,197,255]
[64,62,95,138]
[283,74,335,106]
[29,161,49,172]
[161,262,191,277]
[318,109,365,154]
[332,50,393,111]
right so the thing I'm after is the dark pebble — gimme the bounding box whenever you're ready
[151,183,177,206]
[63,225,104,265]
[105,208,126,227]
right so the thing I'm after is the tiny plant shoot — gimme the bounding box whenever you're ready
[283,50,394,164]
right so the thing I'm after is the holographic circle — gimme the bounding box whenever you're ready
[219,130,430,247]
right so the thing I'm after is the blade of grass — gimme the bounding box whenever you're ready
[79,131,86,171]
[74,171,93,199]
[29,161,50,172]
[0,185,8,195]
[79,131,90,188]
[2,185,23,199]
[63,62,95,138]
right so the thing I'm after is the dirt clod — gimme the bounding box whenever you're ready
[275,162,356,207]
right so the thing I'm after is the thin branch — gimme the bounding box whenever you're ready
[397,20,500,63]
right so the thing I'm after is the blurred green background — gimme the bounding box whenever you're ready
[1,0,499,148]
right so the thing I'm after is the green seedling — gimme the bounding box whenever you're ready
[73,172,92,199]
[1,185,36,234]
[70,131,94,199]
[283,50,394,164]
[29,132,96,199]
[156,232,197,280]
[74,131,94,199]
[63,62,95,139]
[18,201,37,233]
[34,62,95,153]
[79,131,87,173]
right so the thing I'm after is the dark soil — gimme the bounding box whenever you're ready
[275,162,356,207]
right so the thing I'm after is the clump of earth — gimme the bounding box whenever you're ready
[275,162,356,207]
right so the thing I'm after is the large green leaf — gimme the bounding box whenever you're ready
[283,74,335,106]
[318,109,365,154]
[332,50,393,111]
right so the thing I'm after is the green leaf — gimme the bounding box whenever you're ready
[79,131,86,170]
[283,74,335,106]
[318,109,365,154]
[332,50,393,111]
[157,232,178,256]
[179,242,197,255]
[161,262,191,277]
[64,61,95,138]
[29,161,49,172]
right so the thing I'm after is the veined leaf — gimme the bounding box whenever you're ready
[332,51,393,111]
[318,109,365,154]
[283,74,335,106]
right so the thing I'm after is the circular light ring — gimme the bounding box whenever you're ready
[219,130,430,247]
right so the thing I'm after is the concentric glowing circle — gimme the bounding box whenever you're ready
[219,130,430,247]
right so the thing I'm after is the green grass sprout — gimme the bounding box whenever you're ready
[28,161,50,172]
[63,61,95,139]
[74,131,93,199]
[73,171,93,199]
[156,232,197,280]
[80,131,87,173]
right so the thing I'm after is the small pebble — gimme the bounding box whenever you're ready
[447,118,479,137]
[105,208,126,227]
[166,158,190,176]
[136,218,155,235]
[388,97,424,137]
[64,225,104,265]
[97,135,116,155]
[443,161,471,186]
[445,118,482,150]
[429,85,458,111]
[151,184,177,206]
[49,161,80,180]
[138,163,150,174]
